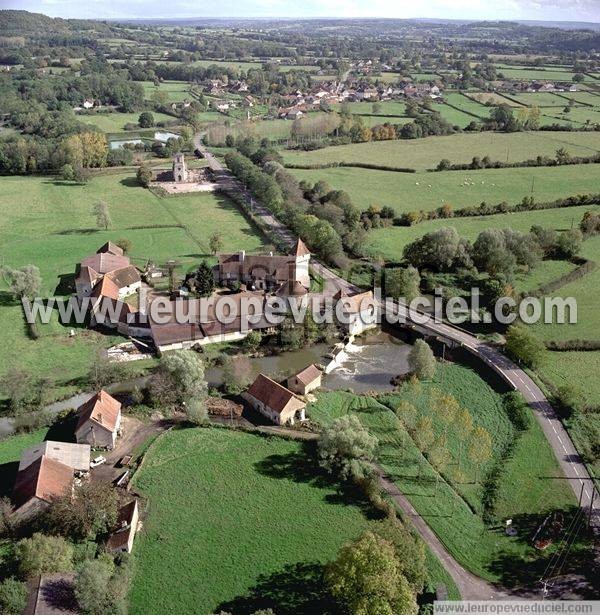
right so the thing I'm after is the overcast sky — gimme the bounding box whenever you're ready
[3,0,600,23]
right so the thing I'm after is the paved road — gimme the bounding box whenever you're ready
[198,138,600,581]
[375,467,510,600]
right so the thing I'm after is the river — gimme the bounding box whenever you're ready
[0,332,410,438]
[207,330,411,393]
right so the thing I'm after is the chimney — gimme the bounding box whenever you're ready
[239,250,246,262]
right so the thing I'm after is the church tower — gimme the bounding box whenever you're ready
[172,153,188,183]
[293,238,310,289]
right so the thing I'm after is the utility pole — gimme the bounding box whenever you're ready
[587,484,597,528]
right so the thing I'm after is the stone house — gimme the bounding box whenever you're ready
[19,441,91,474]
[12,456,73,521]
[243,374,306,425]
[287,364,322,396]
[172,153,189,183]
[335,289,378,336]
[75,390,122,449]
[215,239,310,292]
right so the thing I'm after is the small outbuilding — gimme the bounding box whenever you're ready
[243,373,306,426]
[287,364,322,396]
[107,500,139,554]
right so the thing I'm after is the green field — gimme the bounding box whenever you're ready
[496,66,590,82]
[128,428,370,614]
[79,111,176,133]
[507,92,568,107]
[411,72,440,82]
[513,259,577,294]
[530,267,600,342]
[534,236,600,418]
[190,59,263,71]
[289,164,600,215]
[365,205,600,261]
[543,107,600,127]
[559,91,600,107]
[282,131,600,171]
[140,80,195,103]
[0,429,46,466]
[435,104,479,129]
[444,93,489,119]
[334,100,408,116]
[0,173,266,402]
[466,92,523,107]
[307,364,576,583]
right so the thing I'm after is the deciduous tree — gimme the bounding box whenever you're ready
[318,414,378,479]
[326,531,418,615]
[408,339,436,380]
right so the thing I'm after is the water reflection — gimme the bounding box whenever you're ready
[206,331,411,393]
[325,332,411,393]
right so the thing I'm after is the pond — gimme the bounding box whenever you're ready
[109,138,144,150]
[154,131,180,142]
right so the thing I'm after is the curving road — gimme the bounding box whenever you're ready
[198,138,599,536]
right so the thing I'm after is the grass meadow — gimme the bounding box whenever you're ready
[128,428,379,613]
[79,111,176,133]
[364,205,600,260]
[307,363,576,584]
[0,173,266,403]
[289,163,600,215]
[140,80,195,102]
[282,131,600,170]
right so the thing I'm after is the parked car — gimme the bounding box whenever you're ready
[90,455,107,468]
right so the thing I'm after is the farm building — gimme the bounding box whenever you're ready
[243,374,306,425]
[107,500,139,554]
[75,242,142,301]
[215,238,311,291]
[75,390,122,449]
[19,441,91,474]
[287,364,322,396]
[12,456,73,520]
[334,289,378,336]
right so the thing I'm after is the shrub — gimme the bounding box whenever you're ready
[16,533,74,578]
[503,391,531,431]
[0,578,27,615]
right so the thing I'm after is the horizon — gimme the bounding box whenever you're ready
[3,1,600,24]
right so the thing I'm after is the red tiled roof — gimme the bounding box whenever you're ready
[294,238,310,257]
[75,265,99,286]
[150,321,204,347]
[106,266,141,289]
[246,374,305,415]
[293,364,322,386]
[76,390,121,434]
[336,290,374,314]
[80,253,130,275]
[218,253,296,281]
[97,242,124,256]
[277,280,308,297]
[13,456,72,509]
[91,276,120,301]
